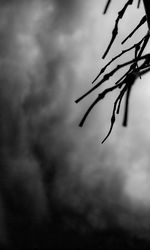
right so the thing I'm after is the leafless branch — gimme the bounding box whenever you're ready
[76,0,150,143]
[102,0,133,59]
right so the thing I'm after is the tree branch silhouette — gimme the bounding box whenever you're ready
[76,0,150,143]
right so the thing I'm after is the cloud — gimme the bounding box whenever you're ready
[0,0,150,248]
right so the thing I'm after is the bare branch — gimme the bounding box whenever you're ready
[102,0,133,59]
[137,0,142,8]
[122,15,146,44]
[76,0,150,142]
[75,54,149,103]
[93,34,147,84]
[122,73,137,126]
[103,0,112,14]
[102,86,127,143]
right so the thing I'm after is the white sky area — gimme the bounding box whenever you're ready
[3,0,150,235]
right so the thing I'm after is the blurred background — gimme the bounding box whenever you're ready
[0,0,150,249]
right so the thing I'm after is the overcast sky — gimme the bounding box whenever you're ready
[1,0,150,247]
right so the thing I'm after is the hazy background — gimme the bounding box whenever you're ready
[0,0,150,248]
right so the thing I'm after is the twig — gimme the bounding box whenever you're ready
[103,0,112,14]
[122,15,146,44]
[102,0,133,59]
[137,0,142,8]
[93,34,147,84]
[102,86,127,143]
[75,54,149,103]
[76,0,150,142]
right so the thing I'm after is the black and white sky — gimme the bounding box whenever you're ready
[0,0,150,248]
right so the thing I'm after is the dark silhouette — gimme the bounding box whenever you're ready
[76,0,150,143]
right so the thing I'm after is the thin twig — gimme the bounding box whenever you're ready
[137,0,142,8]
[93,34,147,84]
[102,0,133,59]
[122,15,146,44]
[103,0,112,14]
[76,0,150,142]
[76,54,149,103]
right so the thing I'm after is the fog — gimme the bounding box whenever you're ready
[0,0,150,248]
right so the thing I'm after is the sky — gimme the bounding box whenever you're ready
[1,0,150,248]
